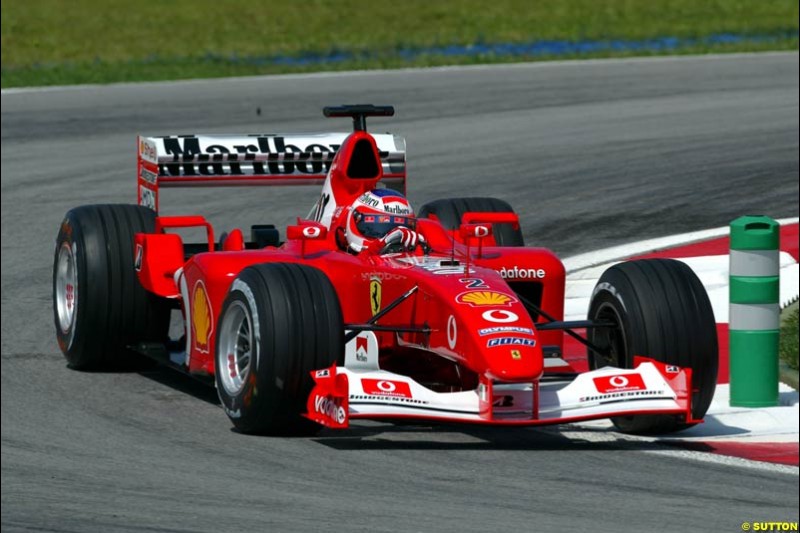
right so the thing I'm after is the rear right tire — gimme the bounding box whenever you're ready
[418,197,524,246]
[53,204,170,370]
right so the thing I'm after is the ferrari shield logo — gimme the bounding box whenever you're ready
[511,350,522,360]
[370,278,381,316]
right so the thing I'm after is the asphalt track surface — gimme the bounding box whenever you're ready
[2,53,799,532]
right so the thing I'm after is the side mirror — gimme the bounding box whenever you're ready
[459,223,493,240]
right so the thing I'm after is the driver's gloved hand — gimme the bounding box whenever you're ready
[366,226,426,254]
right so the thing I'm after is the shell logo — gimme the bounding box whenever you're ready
[456,290,517,307]
[192,280,213,353]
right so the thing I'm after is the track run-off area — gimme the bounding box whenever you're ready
[2,52,798,532]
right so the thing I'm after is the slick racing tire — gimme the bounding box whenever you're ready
[587,259,718,434]
[215,263,344,435]
[418,197,524,246]
[53,204,171,370]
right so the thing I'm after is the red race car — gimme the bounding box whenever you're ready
[53,105,717,435]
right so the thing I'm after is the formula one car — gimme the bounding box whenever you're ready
[53,105,717,435]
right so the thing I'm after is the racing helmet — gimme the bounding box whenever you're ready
[344,189,415,253]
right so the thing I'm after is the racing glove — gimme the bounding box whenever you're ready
[367,226,427,254]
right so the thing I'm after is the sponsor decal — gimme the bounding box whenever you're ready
[666,365,680,374]
[369,278,381,316]
[468,225,491,238]
[159,135,343,176]
[499,266,546,279]
[592,281,626,311]
[313,395,347,425]
[447,315,457,350]
[360,271,404,281]
[192,280,213,354]
[383,202,412,215]
[302,226,322,238]
[358,192,381,207]
[478,326,534,336]
[579,389,665,403]
[306,364,349,428]
[481,309,520,323]
[355,336,369,362]
[459,277,489,289]
[511,350,522,360]
[134,243,143,271]
[487,337,536,348]
[361,379,413,398]
[139,185,156,210]
[139,166,158,184]
[456,290,517,307]
[593,374,646,394]
[139,138,158,163]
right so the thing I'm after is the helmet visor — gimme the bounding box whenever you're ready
[355,212,416,239]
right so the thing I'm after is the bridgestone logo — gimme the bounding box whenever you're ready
[499,266,546,279]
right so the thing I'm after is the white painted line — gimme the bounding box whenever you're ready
[644,447,799,475]
[554,426,799,474]
[563,217,799,274]
[3,51,797,95]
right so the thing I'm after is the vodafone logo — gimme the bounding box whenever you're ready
[314,395,347,425]
[447,315,457,349]
[361,379,412,398]
[482,309,519,323]
[302,226,322,238]
[377,381,396,392]
[610,376,628,387]
[593,374,646,393]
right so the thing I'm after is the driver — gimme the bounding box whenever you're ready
[337,189,425,254]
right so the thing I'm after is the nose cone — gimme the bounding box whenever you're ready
[484,343,543,381]
[468,303,544,382]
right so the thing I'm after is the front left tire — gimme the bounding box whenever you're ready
[215,263,344,434]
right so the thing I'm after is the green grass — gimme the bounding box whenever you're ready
[781,301,799,371]
[2,0,798,88]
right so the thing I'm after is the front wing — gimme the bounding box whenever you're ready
[305,357,698,429]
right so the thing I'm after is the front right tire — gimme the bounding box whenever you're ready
[587,258,718,434]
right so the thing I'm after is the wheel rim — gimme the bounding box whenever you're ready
[55,242,78,345]
[590,302,627,369]
[218,300,253,396]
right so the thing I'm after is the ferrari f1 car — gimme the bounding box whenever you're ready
[53,105,717,435]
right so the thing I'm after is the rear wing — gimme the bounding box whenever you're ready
[137,133,406,211]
